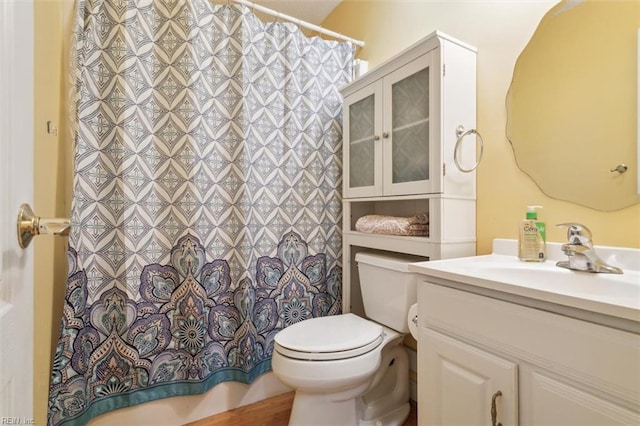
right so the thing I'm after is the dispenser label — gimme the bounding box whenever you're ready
[537,222,546,242]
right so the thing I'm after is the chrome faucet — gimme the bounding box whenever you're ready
[556,223,623,274]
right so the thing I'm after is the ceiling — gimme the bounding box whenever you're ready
[251,0,342,25]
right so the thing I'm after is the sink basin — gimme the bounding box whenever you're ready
[440,255,638,302]
[408,240,640,323]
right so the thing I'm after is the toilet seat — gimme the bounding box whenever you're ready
[274,313,383,361]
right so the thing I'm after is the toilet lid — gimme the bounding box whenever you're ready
[274,313,383,361]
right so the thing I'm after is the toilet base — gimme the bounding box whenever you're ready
[358,402,410,426]
[287,389,410,426]
[286,333,411,426]
[288,390,359,426]
[358,339,410,425]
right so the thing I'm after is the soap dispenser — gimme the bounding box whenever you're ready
[518,206,546,262]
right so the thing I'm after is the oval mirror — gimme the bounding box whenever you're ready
[506,0,639,211]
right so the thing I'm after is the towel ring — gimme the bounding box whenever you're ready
[454,125,484,173]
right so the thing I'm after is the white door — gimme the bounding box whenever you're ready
[0,0,35,421]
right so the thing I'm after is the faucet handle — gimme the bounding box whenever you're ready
[556,223,593,246]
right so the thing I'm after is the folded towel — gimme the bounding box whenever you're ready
[355,214,429,237]
[406,213,429,225]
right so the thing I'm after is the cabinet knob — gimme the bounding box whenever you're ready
[373,135,380,141]
[491,390,503,426]
[382,132,390,139]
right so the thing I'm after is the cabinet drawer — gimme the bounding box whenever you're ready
[418,282,640,408]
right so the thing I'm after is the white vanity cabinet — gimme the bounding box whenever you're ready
[417,281,640,426]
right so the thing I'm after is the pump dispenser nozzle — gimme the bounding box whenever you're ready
[526,205,543,220]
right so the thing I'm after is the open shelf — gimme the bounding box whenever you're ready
[346,196,431,235]
[343,230,432,257]
[344,230,476,259]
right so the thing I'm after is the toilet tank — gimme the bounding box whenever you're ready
[355,252,422,333]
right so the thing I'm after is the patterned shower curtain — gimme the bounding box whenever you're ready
[47,1,352,424]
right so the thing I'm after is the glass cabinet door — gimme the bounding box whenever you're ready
[383,53,439,195]
[349,95,375,188]
[392,67,430,183]
[343,82,382,198]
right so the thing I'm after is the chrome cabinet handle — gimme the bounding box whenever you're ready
[491,390,503,426]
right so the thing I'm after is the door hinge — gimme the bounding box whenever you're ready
[443,163,446,176]
[442,64,446,77]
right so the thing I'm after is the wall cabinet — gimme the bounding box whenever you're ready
[344,53,436,197]
[342,32,476,199]
[340,31,478,314]
[418,282,640,425]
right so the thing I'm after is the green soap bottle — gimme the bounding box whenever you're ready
[518,205,546,262]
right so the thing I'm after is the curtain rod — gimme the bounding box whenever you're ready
[231,0,365,47]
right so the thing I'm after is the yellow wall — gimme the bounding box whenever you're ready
[33,1,74,424]
[322,0,640,254]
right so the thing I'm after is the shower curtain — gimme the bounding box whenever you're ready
[47,1,352,424]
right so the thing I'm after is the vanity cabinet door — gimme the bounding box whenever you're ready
[419,327,518,426]
[520,366,640,425]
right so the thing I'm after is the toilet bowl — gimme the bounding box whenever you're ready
[271,252,419,426]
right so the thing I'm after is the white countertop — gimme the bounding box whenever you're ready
[408,239,640,324]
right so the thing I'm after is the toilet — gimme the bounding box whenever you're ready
[271,251,419,426]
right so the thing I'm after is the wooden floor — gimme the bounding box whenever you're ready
[186,391,418,426]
